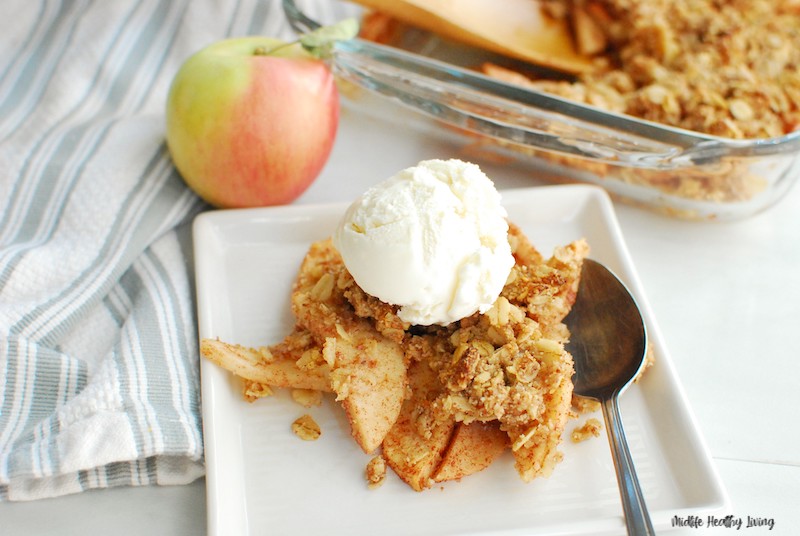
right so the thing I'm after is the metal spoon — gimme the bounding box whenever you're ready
[565,259,655,535]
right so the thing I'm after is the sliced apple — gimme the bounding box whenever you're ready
[382,358,456,491]
[291,239,407,454]
[200,335,331,392]
[324,332,408,453]
[432,421,508,483]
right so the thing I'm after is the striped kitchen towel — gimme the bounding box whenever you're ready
[0,0,337,501]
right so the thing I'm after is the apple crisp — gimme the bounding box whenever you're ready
[365,1,800,140]
[201,223,590,490]
[358,2,800,213]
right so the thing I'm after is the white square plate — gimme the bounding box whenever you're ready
[194,184,728,536]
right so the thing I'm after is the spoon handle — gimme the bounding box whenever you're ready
[602,394,656,535]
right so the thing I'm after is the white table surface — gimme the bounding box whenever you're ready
[2,98,799,535]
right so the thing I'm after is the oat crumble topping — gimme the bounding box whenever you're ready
[291,414,322,441]
[366,455,387,489]
[571,417,603,443]
[492,0,800,139]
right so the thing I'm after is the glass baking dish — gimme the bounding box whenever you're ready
[284,0,800,220]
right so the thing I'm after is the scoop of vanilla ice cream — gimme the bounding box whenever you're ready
[333,159,514,326]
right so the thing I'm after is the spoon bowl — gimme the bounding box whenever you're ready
[565,258,655,535]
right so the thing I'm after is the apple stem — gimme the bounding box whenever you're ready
[253,41,297,56]
[252,18,359,60]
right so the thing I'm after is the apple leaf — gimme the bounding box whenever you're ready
[299,18,359,59]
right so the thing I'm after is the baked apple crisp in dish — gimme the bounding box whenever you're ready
[284,0,800,220]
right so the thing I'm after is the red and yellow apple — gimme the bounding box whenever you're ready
[166,37,339,208]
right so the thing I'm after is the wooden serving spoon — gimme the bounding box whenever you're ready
[350,0,595,73]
